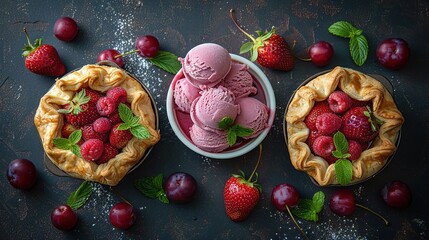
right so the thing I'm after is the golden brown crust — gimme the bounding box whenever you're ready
[286,67,404,186]
[34,64,160,186]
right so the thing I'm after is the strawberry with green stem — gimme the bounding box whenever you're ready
[223,145,263,222]
[229,9,294,71]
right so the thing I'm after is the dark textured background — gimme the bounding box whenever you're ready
[1,0,428,239]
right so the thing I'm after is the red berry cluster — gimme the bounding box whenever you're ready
[60,87,132,164]
[304,90,378,164]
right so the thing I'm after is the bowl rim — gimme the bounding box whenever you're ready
[166,53,276,159]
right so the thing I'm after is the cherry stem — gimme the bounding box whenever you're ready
[285,205,309,240]
[356,203,389,226]
[229,9,256,42]
[114,49,140,59]
[247,144,262,182]
[110,186,132,206]
[23,27,32,47]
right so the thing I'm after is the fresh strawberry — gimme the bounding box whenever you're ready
[80,139,104,161]
[58,89,101,127]
[223,146,262,222]
[61,122,78,138]
[96,143,118,165]
[230,10,294,71]
[22,28,66,77]
[341,106,379,142]
[304,101,332,131]
[109,123,133,149]
[85,88,103,105]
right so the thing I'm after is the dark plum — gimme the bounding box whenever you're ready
[381,181,411,208]
[164,172,197,203]
[308,41,334,67]
[7,158,37,190]
[135,35,160,58]
[51,205,78,230]
[53,17,78,42]
[109,202,136,229]
[376,38,410,69]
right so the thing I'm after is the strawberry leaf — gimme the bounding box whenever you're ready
[240,42,253,54]
[335,159,353,185]
[134,174,169,204]
[148,50,181,74]
[67,181,93,210]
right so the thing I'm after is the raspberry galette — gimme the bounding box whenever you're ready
[34,64,160,186]
[285,67,404,186]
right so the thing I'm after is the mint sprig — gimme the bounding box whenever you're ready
[53,130,82,157]
[148,50,181,74]
[134,174,169,204]
[67,181,93,210]
[218,117,254,146]
[291,191,325,222]
[118,103,150,139]
[332,131,353,185]
[328,21,368,66]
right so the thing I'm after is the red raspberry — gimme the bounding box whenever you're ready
[93,117,112,134]
[348,140,362,160]
[81,124,108,142]
[312,136,335,158]
[96,97,117,116]
[306,130,323,152]
[315,113,342,135]
[305,101,332,131]
[80,139,104,161]
[96,143,118,164]
[61,122,78,138]
[328,91,353,113]
[109,123,133,149]
[106,87,127,104]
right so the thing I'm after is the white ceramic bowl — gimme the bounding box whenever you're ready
[166,54,276,159]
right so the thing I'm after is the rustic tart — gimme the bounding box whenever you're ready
[285,66,404,186]
[34,64,160,186]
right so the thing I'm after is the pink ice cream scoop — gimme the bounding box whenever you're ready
[222,62,257,98]
[190,86,239,132]
[173,77,201,113]
[180,43,231,89]
[189,124,229,153]
[234,97,269,139]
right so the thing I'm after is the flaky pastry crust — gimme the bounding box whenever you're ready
[34,64,160,186]
[286,67,404,186]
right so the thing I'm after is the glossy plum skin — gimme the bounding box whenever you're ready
[51,205,78,231]
[7,158,37,190]
[271,183,300,211]
[381,181,412,208]
[135,35,160,58]
[53,17,78,42]
[308,41,334,67]
[376,38,410,69]
[329,189,355,216]
[109,202,136,229]
[97,49,124,68]
[164,172,197,203]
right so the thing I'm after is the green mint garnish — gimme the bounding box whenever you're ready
[118,103,150,139]
[67,181,93,210]
[148,50,181,74]
[332,131,353,185]
[291,191,325,222]
[219,117,254,146]
[134,174,169,204]
[53,129,82,157]
[328,21,368,66]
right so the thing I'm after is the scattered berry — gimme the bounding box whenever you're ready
[308,41,334,67]
[312,136,335,158]
[348,140,362,160]
[341,106,378,142]
[80,139,104,161]
[381,181,411,208]
[165,172,197,203]
[136,35,160,58]
[328,91,352,113]
[376,38,410,70]
[97,49,124,67]
[109,202,136,229]
[316,113,342,135]
[96,96,117,116]
[7,158,37,190]
[106,87,127,104]
[51,204,78,230]
[53,17,78,42]
[109,123,133,149]
[305,101,332,131]
[96,143,118,165]
[93,117,112,134]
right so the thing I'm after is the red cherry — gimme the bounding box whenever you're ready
[51,205,78,230]
[135,35,160,58]
[97,49,124,68]
[109,202,136,229]
[308,41,334,67]
[381,181,412,208]
[53,17,78,42]
[376,38,410,69]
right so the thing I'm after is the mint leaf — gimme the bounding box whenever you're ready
[291,191,325,222]
[134,174,169,204]
[119,103,134,123]
[117,103,150,139]
[328,21,359,38]
[53,130,82,157]
[350,34,368,66]
[333,131,348,154]
[148,50,181,74]
[69,130,82,144]
[335,159,353,185]
[218,117,234,130]
[312,191,325,213]
[53,138,71,150]
[234,125,254,137]
[130,125,150,139]
[67,181,93,210]
[227,129,237,146]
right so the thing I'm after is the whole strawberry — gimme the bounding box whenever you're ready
[304,101,332,131]
[341,106,380,142]
[22,28,66,77]
[58,89,101,127]
[230,9,294,71]
[109,123,133,149]
[223,145,262,222]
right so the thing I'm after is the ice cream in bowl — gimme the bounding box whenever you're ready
[166,43,275,159]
